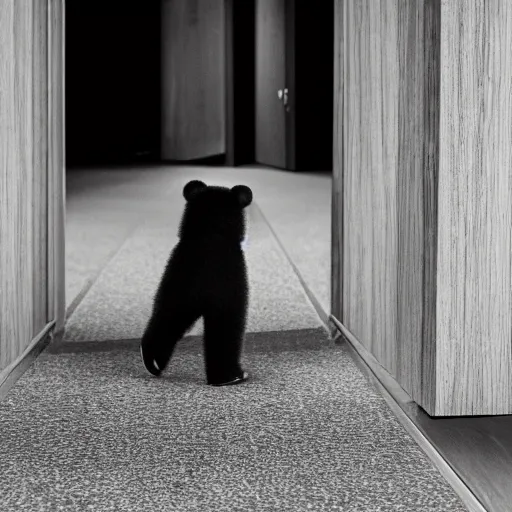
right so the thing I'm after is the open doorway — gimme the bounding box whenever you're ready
[254,0,333,171]
[65,0,333,170]
[64,0,334,334]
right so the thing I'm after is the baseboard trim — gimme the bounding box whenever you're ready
[0,321,56,401]
[329,315,488,512]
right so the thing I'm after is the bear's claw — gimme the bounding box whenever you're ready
[209,371,249,387]
[140,343,163,377]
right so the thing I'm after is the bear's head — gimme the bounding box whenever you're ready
[178,180,253,243]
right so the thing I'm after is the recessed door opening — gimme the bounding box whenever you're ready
[64,0,335,318]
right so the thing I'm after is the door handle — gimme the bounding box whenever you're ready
[277,88,289,109]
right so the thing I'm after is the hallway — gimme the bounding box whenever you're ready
[63,165,330,341]
[0,166,467,511]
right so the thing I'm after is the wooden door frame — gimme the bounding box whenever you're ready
[0,0,65,396]
[330,0,343,323]
[284,0,296,171]
[48,0,66,333]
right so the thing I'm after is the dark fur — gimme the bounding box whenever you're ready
[140,180,253,385]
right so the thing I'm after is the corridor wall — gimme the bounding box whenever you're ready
[0,0,65,380]
[332,0,512,416]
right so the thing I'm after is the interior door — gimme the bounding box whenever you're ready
[161,0,226,161]
[255,0,288,169]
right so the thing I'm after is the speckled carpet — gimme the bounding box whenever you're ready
[22,165,470,510]
[0,329,466,511]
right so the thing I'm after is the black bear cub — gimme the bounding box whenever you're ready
[140,180,253,386]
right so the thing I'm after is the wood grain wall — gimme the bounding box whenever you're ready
[334,0,512,416]
[331,0,344,326]
[436,0,512,416]
[161,0,226,161]
[0,0,64,375]
[48,0,65,332]
[335,0,440,412]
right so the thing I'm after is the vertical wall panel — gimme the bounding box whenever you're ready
[334,0,512,416]
[436,1,512,416]
[331,0,343,322]
[33,0,49,333]
[395,0,440,412]
[419,0,440,414]
[341,0,400,377]
[0,0,61,375]
[1,0,36,370]
[47,0,65,331]
[335,0,440,413]
[0,0,17,366]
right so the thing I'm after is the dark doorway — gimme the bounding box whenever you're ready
[254,0,287,169]
[252,0,334,171]
[293,1,334,171]
[65,0,333,171]
[66,1,161,167]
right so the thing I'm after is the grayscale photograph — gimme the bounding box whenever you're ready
[0,1,510,511]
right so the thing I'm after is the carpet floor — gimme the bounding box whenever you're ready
[64,199,323,342]
[65,165,331,314]
[7,165,468,510]
[0,329,466,512]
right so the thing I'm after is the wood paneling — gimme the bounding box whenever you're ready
[0,0,63,374]
[419,0,440,415]
[395,0,440,414]
[331,0,343,322]
[336,0,439,409]
[334,0,512,416]
[1,0,42,369]
[436,1,512,416]
[340,0,440,392]
[161,0,226,161]
[33,0,49,332]
[48,0,65,331]
[341,0,397,377]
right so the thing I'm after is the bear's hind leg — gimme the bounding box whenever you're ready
[203,305,248,386]
[140,300,200,377]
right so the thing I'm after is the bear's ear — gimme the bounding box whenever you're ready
[183,180,207,201]
[231,185,253,209]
